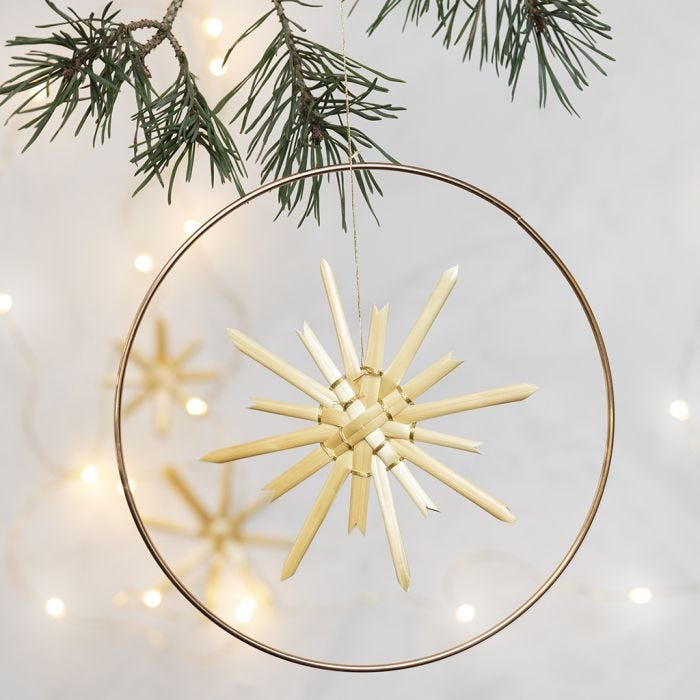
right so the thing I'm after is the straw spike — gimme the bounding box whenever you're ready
[348,304,388,533]
[372,457,410,591]
[227,329,337,406]
[348,441,372,534]
[264,447,334,501]
[401,352,463,401]
[393,440,515,523]
[391,463,438,514]
[383,422,482,454]
[281,453,352,580]
[250,398,347,426]
[400,383,538,423]
[200,424,338,463]
[380,266,458,396]
[320,259,362,380]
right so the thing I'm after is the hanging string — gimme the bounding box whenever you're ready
[339,0,364,363]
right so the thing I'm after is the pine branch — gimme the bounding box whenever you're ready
[0,0,615,222]
[0,0,245,201]
[219,0,404,228]
[368,0,613,114]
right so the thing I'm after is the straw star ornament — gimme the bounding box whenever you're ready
[203,260,537,590]
[123,318,218,434]
[143,464,289,611]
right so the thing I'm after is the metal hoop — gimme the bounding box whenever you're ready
[114,162,615,672]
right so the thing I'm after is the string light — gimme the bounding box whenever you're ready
[183,219,201,236]
[45,597,66,618]
[133,252,154,273]
[669,399,690,422]
[0,292,13,314]
[209,57,228,77]
[628,587,653,604]
[185,397,209,416]
[80,464,99,484]
[142,589,163,608]
[112,592,128,607]
[202,17,223,39]
[455,603,476,622]
[234,595,257,623]
[627,586,653,605]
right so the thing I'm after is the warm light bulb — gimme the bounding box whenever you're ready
[183,219,201,236]
[186,397,209,416]
[234,595,257,622]
[669,399,690,422]
[0,293,12,314]
[203,17,223,38]
[134,252,154,273]
[209,57,228,77]
[455,603,476,623]
[81,464,99,484]
[627,586,652,605]
[142,589,163,608]
[45,597,66,618]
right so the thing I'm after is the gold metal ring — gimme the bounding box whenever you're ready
[114,162,614,673]
[409,423,417,442]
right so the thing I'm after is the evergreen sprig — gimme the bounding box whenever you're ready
[219,0,403,227]
[368,0,613,114]
[0,1,245,201]
[0,0,614,224]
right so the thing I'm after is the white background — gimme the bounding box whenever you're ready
[1,1,699,697]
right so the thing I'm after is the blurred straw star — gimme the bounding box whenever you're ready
[142,464,289,613]
[121,318,217,434]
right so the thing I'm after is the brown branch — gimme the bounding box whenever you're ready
[62,0,186,79]
[526,0,546,33]
[270,0,326,144]
[126,0,186,64]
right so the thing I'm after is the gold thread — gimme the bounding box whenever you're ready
[378,397,394,421]
[396,384,414,406]
[360,365,382,377]
[329,375,347,391]
[320,443,338,461]
[350,469,371,478]
[317,405,323,424]
[409,422,417,442]
[385,457,402,471]
[341,397,358,411]
[372,441,387,455]
[339,0,363,363]
[339,428,353,450]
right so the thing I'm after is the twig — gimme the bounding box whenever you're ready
[270,0,326,144]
